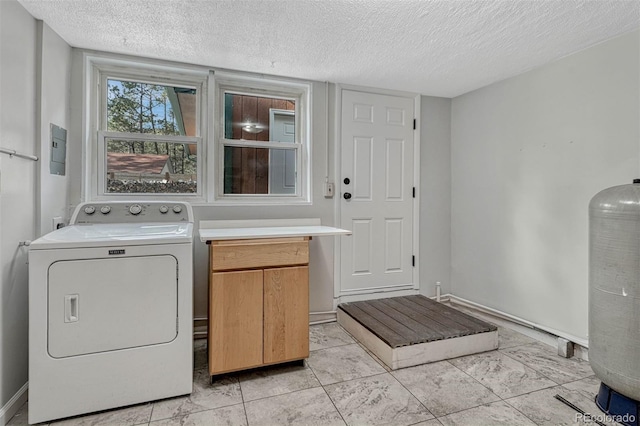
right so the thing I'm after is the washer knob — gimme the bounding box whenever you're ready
[129,204,143,215]
[100,206,111,215]
[84,206,96,215]
[172,205,183,213]
[159,205,169,214]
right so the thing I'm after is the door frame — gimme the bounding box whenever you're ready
[332,83,421,306]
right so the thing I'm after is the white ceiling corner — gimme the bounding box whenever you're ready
[16,0,640,97]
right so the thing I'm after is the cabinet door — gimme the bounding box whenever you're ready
[209,270,263,374]
[263,266,309,363]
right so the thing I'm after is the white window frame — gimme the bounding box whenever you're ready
[212,72,312,204]
[86,55,209,202]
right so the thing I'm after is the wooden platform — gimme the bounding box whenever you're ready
[337,295,498,370]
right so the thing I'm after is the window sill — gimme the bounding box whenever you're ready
[191,198,312,207]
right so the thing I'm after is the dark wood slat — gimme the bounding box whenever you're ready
[339,296,497,348]
[231,95,242,139]
[346,301,423,344]
[230,96,243,194]
[427,302,496,332]
[369,299,444,344]
[241,147,256,194]
[254,148,269,194]
[378,297,457,337]
[374,298,448,341]
[391,297,474,336]
[406,295,496,332]
[241,96,258,141]
[256,97,271,142]
[338,305,405,347]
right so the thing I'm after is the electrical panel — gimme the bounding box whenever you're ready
[50,124,66,176]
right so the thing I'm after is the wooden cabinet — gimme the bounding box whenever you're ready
[209,270,263,373]
[264,266,309,364]
[208,237,310,376]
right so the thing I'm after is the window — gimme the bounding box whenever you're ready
[214,73,311,203]
[91,60,206,200]
[86,56,311,204]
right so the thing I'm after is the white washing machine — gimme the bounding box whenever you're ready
[28,201,194,424]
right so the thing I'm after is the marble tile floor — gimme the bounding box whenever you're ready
[9,316,610,426]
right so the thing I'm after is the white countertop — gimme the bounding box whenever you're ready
[198,219,351,242]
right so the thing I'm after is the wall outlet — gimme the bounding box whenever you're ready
[324,182,334,198]
[52,216,64,230]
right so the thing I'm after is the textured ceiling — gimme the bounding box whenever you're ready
[17,0,640,97]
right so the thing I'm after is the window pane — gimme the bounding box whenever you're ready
[106,139,197,194]
[224,93,295,141]
[224,146,296,195]
[107,79,197,137]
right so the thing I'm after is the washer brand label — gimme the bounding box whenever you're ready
[108,249,125,255]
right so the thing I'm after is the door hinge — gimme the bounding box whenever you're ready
[412,187,416,198]
[412,255,415,267]
[413,119,416,130]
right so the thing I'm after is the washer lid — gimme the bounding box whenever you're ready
[30,223,193,249]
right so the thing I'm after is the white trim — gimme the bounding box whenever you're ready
[0,382,28,426]
[332,83,343,309]
[335,288,419,304]
[446,294,589,349]
[412,95,421,293]
[338,283,416,295]
[212,72,312,204]
[206,70,216,204]
[81,51,318,206]
[84,53,208,203]
[332,83,421,304]
[222,140,298,150]
[334,82,419,100]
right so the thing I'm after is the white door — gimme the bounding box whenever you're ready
[48,255,178,358]
[269,109,296,194]
[339,90,415,296]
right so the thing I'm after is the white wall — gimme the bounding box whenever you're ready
[419,96,452,297]
[0,0,37,417]
[36,21,72,235]
[451,30,640,342]
[0,4,72,419]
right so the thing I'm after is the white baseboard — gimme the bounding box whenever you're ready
[0,382,28,426]
[334,288,418,306]
[309,311,336,324]
[192,293,590,360]
[443,294,589,361]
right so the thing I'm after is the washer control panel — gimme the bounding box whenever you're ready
[72,201,193,224]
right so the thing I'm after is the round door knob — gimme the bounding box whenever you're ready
[343,192,352,200]
[344,178,350,185]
